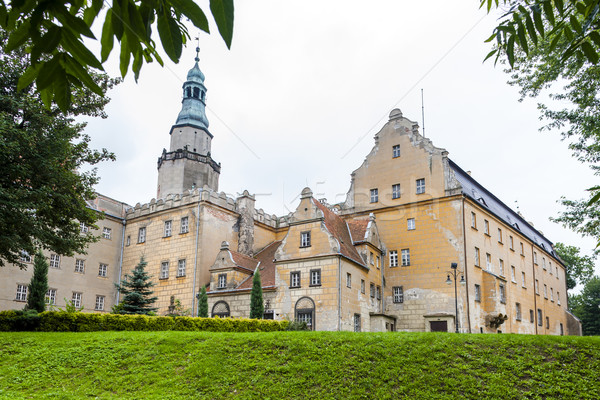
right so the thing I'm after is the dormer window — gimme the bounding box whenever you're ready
[218,274,227,289]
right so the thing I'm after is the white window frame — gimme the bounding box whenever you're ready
[393,286,404,303]
[407,218,415,231]
[392,183,401,199]
[72,292,82,308]
[46,288,57,305]
[177,259,186,277]
[160,261,169,279]
[475,247,480,266]
[290,271,300,288]
[180,216,189,234]
[392,144,400,158]
[75,259,85,273]
[401,249,410,266]
[389,250,398,267]
[16,284,27,301]
[138,227,146,243]
[102,227,112,239]
[370,188,378,203]
[164,220,172,237]
[218,273,227,288]
[95,295,105,311]
[98,263,107,277]
[310,269,321,286]
[416,178,425,194]
[300,231,311,248]
[50,254,60,269]
[80,222,88,233]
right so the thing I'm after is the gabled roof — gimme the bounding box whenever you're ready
[449,159,556,258]
[230,251,259,273]
[236,241,282,290]
[347,219,369,244]
[313,199,365,267]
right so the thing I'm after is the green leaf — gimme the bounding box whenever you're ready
[586,188,600,207]
[589,30,600,47]
[132,48,143,81]
[52,3,96,39]
[53,69,71,112]
[119,33,131,78]
[111,0,124,40]
[210,0,234,49]
[61,30,104,70]
[37,57,63,91]
[549,29,563,51]
[17,63,42,91]
[6,20,31,51]
[532,5,545,37]
[517,19,529,54]
[506,35,515,67]
[31,25,62,60]
[542,0,555,26]
[570,15,583,34]
[170,0,209,33]
[157,9,183,62]
[483,49,497,63]
[62,56,104,96]
[581,40,599,63]
[125,0,148,40]
[556,0,564,15]
[101,9,115,62]
[40,87,53,109]
[83,0,103,26]
[524,11,538,45]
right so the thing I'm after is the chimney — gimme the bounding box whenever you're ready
[236,190,255,256]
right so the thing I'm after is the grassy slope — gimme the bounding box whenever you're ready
[0,331,599,399]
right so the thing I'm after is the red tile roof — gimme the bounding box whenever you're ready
[313,199,365,267]
[230,251,259,273]
[347,219,369,243]
[237,241,282,290]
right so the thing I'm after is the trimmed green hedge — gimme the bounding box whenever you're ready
[0,310,289,332]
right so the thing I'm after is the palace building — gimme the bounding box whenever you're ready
[0,55,582,335]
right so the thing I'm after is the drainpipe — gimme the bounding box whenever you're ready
[461,197,472,333]
[380,251,385,315]
[191,201,201,316]
[531,245,538,335]
[338,257,342,331]
[116,217,126,304]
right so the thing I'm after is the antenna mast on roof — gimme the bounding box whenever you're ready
[421,88,426,138]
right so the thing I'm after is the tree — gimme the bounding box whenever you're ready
[249,269,263,319]
[25,251,49,313]
[554,242,596,290]
[570,276,600,335]
[0,0,234,111]
[0,28,117,268]
[197,285,208,318]
[115,256,158,315]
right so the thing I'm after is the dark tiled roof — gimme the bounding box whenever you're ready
[237,241,282,290]
[313,199,365,266]
[347,219,369,243]
[449,159,556,257]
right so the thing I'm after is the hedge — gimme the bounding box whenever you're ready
[0,310,289,332]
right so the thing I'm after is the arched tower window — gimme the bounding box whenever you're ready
[212,301,230,318]
[193,87,200,99]
[185,87,191,98]
[201,91,205,101]
[295,296,315,330]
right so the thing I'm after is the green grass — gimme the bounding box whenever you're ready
[0,332,599,399]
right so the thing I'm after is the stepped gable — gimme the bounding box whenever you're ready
[230,251,259,274]
[237,241,282,290]
[347,219,369,244]
[313,199,365,267]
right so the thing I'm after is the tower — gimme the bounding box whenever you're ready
[157,48,221,198]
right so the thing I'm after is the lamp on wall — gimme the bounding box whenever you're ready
[445,262,465,333]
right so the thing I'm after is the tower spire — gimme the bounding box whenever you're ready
[175,47,209,128]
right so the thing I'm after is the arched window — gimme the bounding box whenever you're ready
[295,296,315,330]
[185,87,191,98]
[212,301,230,318]
[201,91,205,101]
[193,87,200,98]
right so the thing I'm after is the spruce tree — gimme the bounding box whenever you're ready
[25,251,49,313]
[249,269,264,319]
[115,256,158,315]
[197,285,208,318]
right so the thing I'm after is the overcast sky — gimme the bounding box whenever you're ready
[83,1,598,273]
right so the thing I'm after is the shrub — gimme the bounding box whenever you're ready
[286,320,309,331]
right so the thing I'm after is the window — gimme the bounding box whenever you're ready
[310,269,321,286]
[392,144,400,158]
[542,257,546,270]
[354,314,361,332]
[290,271,301,288]
[376,255,380,269]
[138,227,146,243]
[509,235,514,250]
[370,283,375,298]
[72,292,82,308]
[369,252,374,265]
[474,247,480,266]
[401,249,410,266]
[471,212,477,229]
[218,273,227,289]
[535,279,539,294]
[498,228,503,243]
[522,272,526,288]
[177,259,186,277]
[499,284,506,304]
[300,231,311,248]
[46,289,56,305]
[75,259,85,273]
[499,259,504,276]
[346,272,352,288]
[389,250,398,267]
[484,220,489,235]
[376,286,381,300]
[549,262,553,275]
[557,292,561,306]
[370,188,378,203]
[392,184,401,199]
[393,286,404,303]
[543,284,548,298]
[20,250,31,263]
[546,316,550,329]
[16,284,27,301]
[95,295,105,311]
[160,261,169,279]
[98,263,107,277]
[511,266,516,283]
[516,303,522,321]
[416,178,425,194]
[180,217,189,234]
[80,222,88,233]
[164,220,172,237]
[537,309,543,326]
[520,242,524,256]
[407,218,415,231]
[126,235,131,246]
[530,309,535,323]
[50,254,60,269]
[550,287,554,302]
[486,253,492,272]
[533,252,538,265]
[102,227,112,239]
[474,284,481,302]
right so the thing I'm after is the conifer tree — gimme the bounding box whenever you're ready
[197,286,208,318]
[25,251,49,313]
[250,269,264,319]
[115,256,158,315]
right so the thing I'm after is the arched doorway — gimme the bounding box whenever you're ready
[212,301,230,318]
[295,297,315,330]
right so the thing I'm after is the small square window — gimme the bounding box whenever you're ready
[72,292,82,308]
[164,220,172,237]
[392,184,401,199]
[98,263,107,277]
[416,178,425,194]
[389,250,398,267]
[177,259,186,277]
[16,284,27,301]
[346,272,352,288]
[218,273,227,289]
[102,227,112,239]
[160,261,169,279]
[50,254,60,269]
[95,295,105,311]
[407,218,415,231]
[290,271,301,288]
[370,188,379,203]
[138,227,146,243]
[392,144,401,158]
[393,286,404,303]
[401,249,410,266]
[180,217,189,234]
[474,284,481,302]
[75,259,85,274]
[310,269,321,286]
[300,231,311,248]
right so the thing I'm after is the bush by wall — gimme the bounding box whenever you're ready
[0,310,289,333]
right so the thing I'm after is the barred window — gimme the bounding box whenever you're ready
[393,286,404,303]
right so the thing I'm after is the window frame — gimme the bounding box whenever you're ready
[309,269,322,287]
[471,212,477,229]
[474,247,480,267]
[164,220,172,238]
[401,249,410,266]
[102,227,112,239]
[393,286,404,303]
[392,144,401,158]
[407,218,416,231]
[499,283,506,304]
[389,250,398,267]
[484,220,490,235]
[138,227,146,243]
[50,254,61,269]
[392,183,401,199]
[16,284,27,301]
[72,292,82,308]
[177,259,186,277]
[474,284,481,302]
[300,231,311,248]
[370,188,379,203]
[75,259,85,274]
[180,216,189,234]
[95,295,105,311]
[98,263,108,278]
[516,303,522,321]
[360,279,365,294]
[46,288,57,305]
[416,178,426,194]
[290,271,301,288]
[160,261,169,280]
[346,272,352,288]
[217,273,227,289]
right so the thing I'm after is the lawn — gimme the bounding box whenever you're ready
[0,331,599,399]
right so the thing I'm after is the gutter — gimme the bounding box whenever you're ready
[191,201,201,316]
[338,257,342,331]
[532,245,538,335]
[461,196,472,333]
[116,218,126,304]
